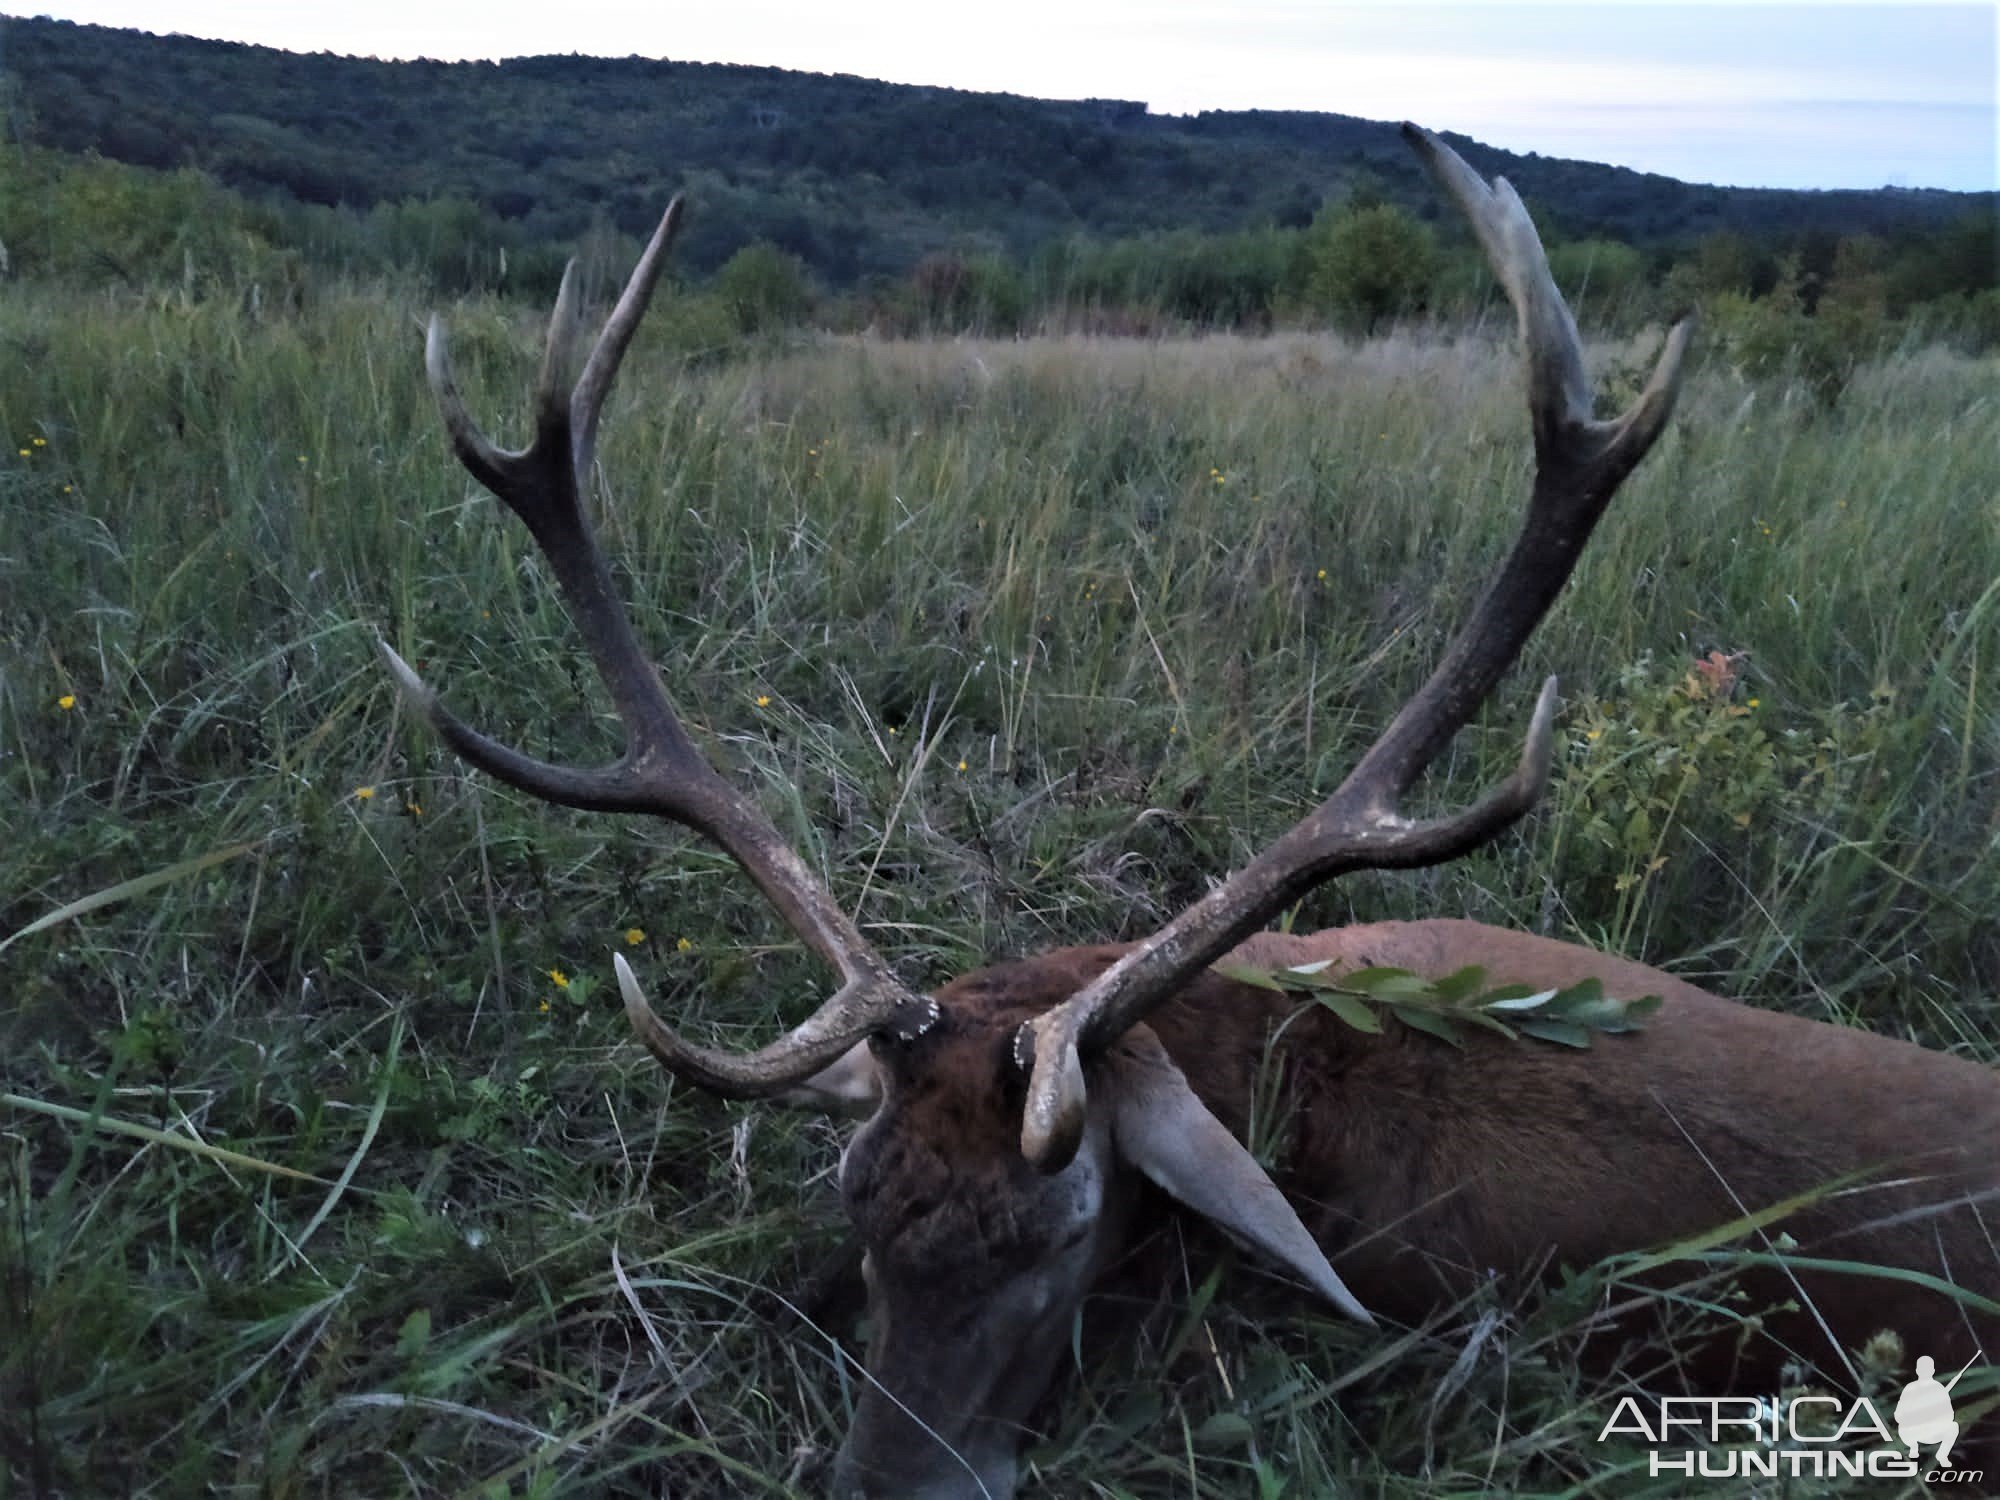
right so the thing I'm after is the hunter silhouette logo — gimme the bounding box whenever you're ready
[1597,1350,1986,1484]
[1896,1355,1972,1467]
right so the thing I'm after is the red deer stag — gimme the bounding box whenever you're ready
[381,125,1999,1497]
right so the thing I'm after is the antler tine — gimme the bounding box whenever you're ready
[1014,125,1693,1172]
[389,200,933,1097]
[616,954,939,1094]
[574,196,685,472]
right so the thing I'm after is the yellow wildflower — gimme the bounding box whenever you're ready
[538,999,551,1013]
[676,936,693,953]
[354,785,376,800]
[1748,697,1761,708]
[57,693,76,711]
[32,437,46,447]
[625,927,646,946]
[16,449,27,458]
[755,694,771,708]
[1316,568,1327,581]
[548,968,569,988]
[957,759,968,772]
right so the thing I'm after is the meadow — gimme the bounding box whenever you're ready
[3,275,1997,1496]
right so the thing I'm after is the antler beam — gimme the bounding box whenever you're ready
[1015,124,1694,1171]
[384,199,935,1094]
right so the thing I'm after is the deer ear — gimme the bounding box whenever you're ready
[1102,1029,1373,1327]
[779,1040,883,1118]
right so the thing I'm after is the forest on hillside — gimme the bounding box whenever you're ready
[3,15,1992,282]
[1,15,1995,380]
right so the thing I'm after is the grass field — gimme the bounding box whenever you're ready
[3,277,1997,1496]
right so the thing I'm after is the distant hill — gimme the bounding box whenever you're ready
[1,15,1990,282]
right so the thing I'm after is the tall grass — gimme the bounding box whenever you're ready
[2,278,1995,1496]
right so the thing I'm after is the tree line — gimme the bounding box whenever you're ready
[3,15,1990,287]
[5,139,1993,387]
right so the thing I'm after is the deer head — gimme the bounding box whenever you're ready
[381,125,1691,1497]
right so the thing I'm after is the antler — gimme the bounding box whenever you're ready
[383,198,936,1095]
[1015,124,1694,1171]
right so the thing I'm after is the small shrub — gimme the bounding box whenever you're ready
[712,240,812,334]
[1555,653,1913,946]
[1707,256,1889,407]
[909,249,1027,333]
[1308,202,1436,331]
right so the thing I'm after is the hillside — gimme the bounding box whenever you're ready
[2,15,1990,282]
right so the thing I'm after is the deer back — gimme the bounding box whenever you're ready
[1120,923,1999,1386]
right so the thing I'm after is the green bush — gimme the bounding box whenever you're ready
[1555,653,1915,952]
[1707,256,1889,408]
[1545,237,1649,324]
[712,240,813,333]
[907,249,1027,332]
[0,144,290,291]
[1307,201,1435,330]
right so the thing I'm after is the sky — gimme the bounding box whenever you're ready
[10,1,1997,191]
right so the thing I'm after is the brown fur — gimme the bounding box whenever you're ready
[839,921,1998,1488]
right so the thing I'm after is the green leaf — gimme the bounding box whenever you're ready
[1344,966,1432,999]
[1484,988,1559,1013]
[1215,963,1288,992]
[1457,1010,1519,1041]
[1431,965,1488,1005]
[1623,805,1653,847]
[1562,1000,1640,1032]
[1275,967,1344,990]
[1192,1411,1255,1449]
[1545,978,1606,1018]
[1210,963,1654,1050]
[1315,990,1383,1034]
[397,1307,432,1360]
[1105,1385,1165,1444]
[288,1013,405,1266]
[1518,1018,1593,1048]
[1390,1005,1462,1047]
[0,839,263,955]
[0,1091,333,1183]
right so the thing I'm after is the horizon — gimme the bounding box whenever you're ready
[4,3,1995,194]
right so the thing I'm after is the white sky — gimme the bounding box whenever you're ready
[8,1,1997,190]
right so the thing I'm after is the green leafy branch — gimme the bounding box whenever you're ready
[1214,961,1662,1049]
